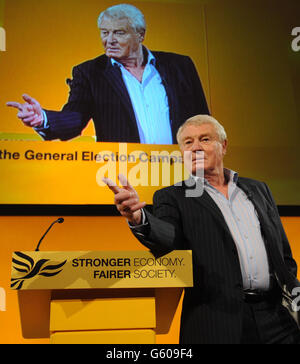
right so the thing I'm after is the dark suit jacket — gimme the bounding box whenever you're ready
[42,51,209,142]
[133,176,299,344]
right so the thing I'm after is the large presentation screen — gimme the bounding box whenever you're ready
[0,0,299,207]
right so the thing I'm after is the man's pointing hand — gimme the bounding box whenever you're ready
[103,174,146,225]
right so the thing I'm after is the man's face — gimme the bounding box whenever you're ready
[179,123,227,176]
[99,16,144,61]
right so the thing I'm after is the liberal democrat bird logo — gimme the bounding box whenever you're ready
[11,252,67,290]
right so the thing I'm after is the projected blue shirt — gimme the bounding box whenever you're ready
[111,50,172,144]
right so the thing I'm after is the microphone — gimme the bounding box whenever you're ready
[35,218,64,251]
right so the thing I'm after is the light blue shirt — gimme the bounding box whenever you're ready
[203,169,271,291]
[111,50,173,144]
[34,110,49,138]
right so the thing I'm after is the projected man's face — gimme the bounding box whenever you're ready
[99,16,144,61]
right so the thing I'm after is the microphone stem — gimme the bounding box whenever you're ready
[35,220,59,251]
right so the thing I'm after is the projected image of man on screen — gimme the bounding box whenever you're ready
[6,4,209,144]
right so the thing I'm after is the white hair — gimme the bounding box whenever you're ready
[176,114,227,145]
[97,4,146,35]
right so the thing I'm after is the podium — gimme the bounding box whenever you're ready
[11,250,193,344]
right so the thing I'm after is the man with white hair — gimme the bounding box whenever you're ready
[104,114,300,344]
[7,4,209,143]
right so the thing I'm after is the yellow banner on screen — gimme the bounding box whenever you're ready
[0,140,188,204]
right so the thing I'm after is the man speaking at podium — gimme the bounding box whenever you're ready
[104,114,300,344]
[6,4,208,144]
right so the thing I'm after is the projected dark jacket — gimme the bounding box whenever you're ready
[41,51,209,143]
